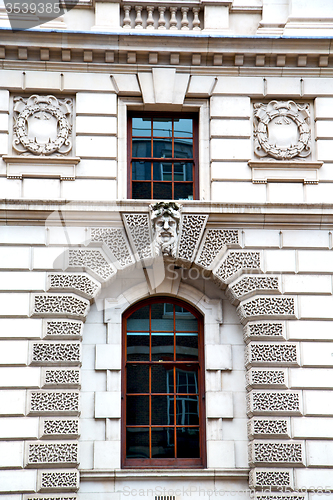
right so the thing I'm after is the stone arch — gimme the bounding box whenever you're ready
[29,209,302,496]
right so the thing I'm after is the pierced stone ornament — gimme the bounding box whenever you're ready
[13,95,73,156]
[253,101,311,160]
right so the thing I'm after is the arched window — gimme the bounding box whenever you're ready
[122,297,206,468]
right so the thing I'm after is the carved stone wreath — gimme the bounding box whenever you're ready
[13,94,73,156]
[253,100,311,160]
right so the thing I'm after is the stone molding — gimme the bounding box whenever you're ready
[247,418,290,440]
[249,468,293,490]
[248,440,305,467]
[47,273,101,300]
[247,391,302,417]
[40,418,80,439]
[25,441,79,467]
[245,343,299,367]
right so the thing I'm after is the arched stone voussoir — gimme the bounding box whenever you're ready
[176,213,208,268]
[195,228,241,270]
[47,272,101,300]
[226,275,282,306]
[65,248,117,283]
[31,293,90,320]
[237,296,297,325]
[212,249,263,287]
[89,227,136,270]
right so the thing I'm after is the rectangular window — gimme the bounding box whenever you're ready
[128,113,198,200]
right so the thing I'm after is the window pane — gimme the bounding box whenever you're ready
[174,118,193,138]
[132,138,151,157]
[127,333,149,361]
[174,139,193,159]
[174,162,193,181]
[126,428,149,458]
[151,303,173,331]
[176,368,198,393]
[175,311,197,331]
[127,364,149,393]
[153,162,172,181]
[127,306,150,329]
[151,333,174,361]
[132,162,151,180]
[127,396,149,425]
[153,182,172,200]
[176,428,200,458]
[151,365,172,393]
[174,183,193,201]
[176,396,199,425]
[132,182,152,200]
[153,118,172,137]
[176,333,198,361]
[151,428,175,458]
[153,138,172,158]
[151,396,170,425]
[132,117,152,137]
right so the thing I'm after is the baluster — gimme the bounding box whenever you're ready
[146,6,155,30]
[169,7,178,30]
[192,7,201,31]
[181,7,189,30]
[158,6,166,30]
[135,6,143,29]
[123,5,132,29]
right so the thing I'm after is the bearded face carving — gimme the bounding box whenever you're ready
[150,202,181,258]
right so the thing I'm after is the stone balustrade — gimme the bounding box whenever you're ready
[121,4,202,31]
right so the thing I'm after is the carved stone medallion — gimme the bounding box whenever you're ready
[13,94,73,156]
[253,100,311,160]
[150,201,181,258]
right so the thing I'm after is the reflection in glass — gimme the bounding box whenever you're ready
[127,333,149,361]
[132,162,151,180]
[132,137,151,157]
[151,364,170,393]
[127,396,149,425]
[151,332,174,361]
[176,333,198,361]
[126,428,149,458]
[151,428,174,458]
[176,368,198,393]
[127,364,149,393]
[132,117,152,137]
[153,138,172,158]
[153,162,172,181]
[177,428,200,458]
[174,118,193,137]
[153,118,172,137]
[176,396,199,425]
[151,396,169,425]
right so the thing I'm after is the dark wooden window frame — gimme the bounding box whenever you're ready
[122,297,206,468]
[127,111,199,200]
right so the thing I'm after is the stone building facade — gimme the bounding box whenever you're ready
[1,0,333,499]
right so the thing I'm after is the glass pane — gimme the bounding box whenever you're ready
[174,118,193,138]
[132,117,152,137]
[153,138,172,158]
[151,365,172,393]
[174,162,193,181]
[127,365,149,393]
[174,183,193,201]
[127,306,149,330]
[153,162,172,181]
[176,332,198,361]
[175,311,197,331]
[151,396,170,425]
[151,428,175,458]
[174,139,193,159]
[176,368,198,393]
[153,182,172,200]
[127,333,149,361]
[151,333,174,361]
[151,303,174,331]
[126,428,149,458]
[127,395,149,425]
[176,396,199,425]
[132,182,152,200]
[132,162,151,180]
[153,118,172,137]
[132,137,151,157]
[176,427,200,458]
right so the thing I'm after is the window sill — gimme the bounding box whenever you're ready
[80,468,249,480]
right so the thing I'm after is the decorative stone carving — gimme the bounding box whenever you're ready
[246,369,287,389]
[38,469,79,491]
[213,251,262,284]
[31,342,81,365]
[245,343,298,367]
[27,441,78,466]
[41,418,79,438]
[33,294,89,319]
[237,297,295,323]
[13,95,73,156]
[43,369,80,388]
[243,322,285,343]
[28,391,80,415]
[67,249,115,282]
[247,418,290,439]
[249,469,293,489]
[123,213,153,260]
[249,441,304,466]
[247,391,301,416]
[44,320,83,339]
[150,202,181,258]
[195,229,240,269]
[91,227,135,268]
[177,214,208,265]
[227,276,281,305]
[48,273,100,299]
[253,100,311,160]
